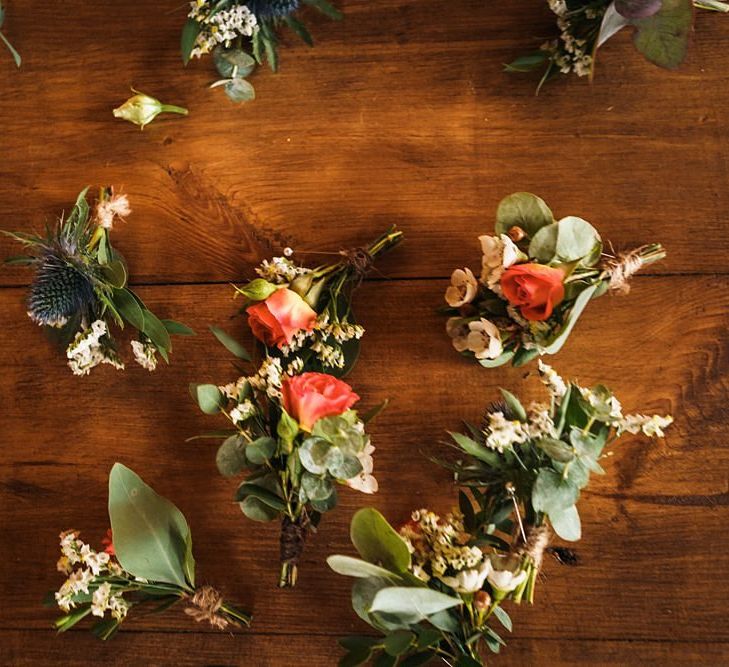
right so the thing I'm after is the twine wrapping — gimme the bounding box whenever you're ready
[602,247,648,295]
[184,586,228,630]
[340,247,375,286]
[514,524,551,573]
[280,514,310,567]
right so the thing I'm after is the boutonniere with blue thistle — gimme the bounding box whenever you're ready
[182,0,342,102]
[4,188,193,376]
[507,0,728,91]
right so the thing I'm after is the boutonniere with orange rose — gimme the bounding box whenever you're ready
[237,226,402,376]
[191,343,386,588]
[443,193,665,368]
[48,464,251,639]
[329,366,672,666]
[4,187,193,375]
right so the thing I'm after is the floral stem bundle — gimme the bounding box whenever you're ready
[444,192,665,368]
[507,0,727,91]
[4,188,193,375]
[191,229,401,587]
[49,464,251,639]
[329,366,672,666]
[182,0,343,102]
[0,1,20,67]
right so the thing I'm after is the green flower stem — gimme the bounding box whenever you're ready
[220,601,252,626]
[159,104,189,116]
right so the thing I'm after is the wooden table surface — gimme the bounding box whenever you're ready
[1,1,728,665]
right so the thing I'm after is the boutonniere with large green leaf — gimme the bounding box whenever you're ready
[443,192,665,368]
[181,0,343,103]
[49,464,251,639]
[507,0,727,90]
[4,188,193,375]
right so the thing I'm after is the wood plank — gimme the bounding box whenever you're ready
[1,2,728,285]
[1,278,726,642]
[3,629,728,666]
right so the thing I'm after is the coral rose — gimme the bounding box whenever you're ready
[500,264,565,321]
[281,372,360,431]
[246,288,317,349]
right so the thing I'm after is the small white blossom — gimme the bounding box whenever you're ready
[616,414,673,438]
[188,2,258,58]
[109,595,130,621]
[479,234,521,291]
[80,544,110,576]
[67,320,125,376]
[91,582,113,617]
[344,441,378,494]
[230,399,256,424]
[131,340,158,371]
[439,558,492,594]
[465,318,503,360]
[487,566,528,594]
[255,256,309,284]
[484,412,530,452]
[445,268,478,308]
[537,361,568,399]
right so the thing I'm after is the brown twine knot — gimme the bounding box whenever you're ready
[340,247,375,286]
[602,247,648,295]
[514,524,551,573]
[280,514,310,565]
[184,586,228,630]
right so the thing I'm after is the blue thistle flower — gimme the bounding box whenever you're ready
[27,249,96,327]
[246,0,301,20]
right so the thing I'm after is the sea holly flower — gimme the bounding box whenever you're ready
[113,91,188,130]
[4,188,193,375]
[443,192,665,368]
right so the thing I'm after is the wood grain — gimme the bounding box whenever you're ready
[1,0,728,664]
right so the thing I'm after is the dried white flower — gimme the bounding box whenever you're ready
[479,234,520,290]
[91,582,112,617]
[344,441,378,494]
[95,193,131,230]
[484,412,530,452]
[131,340,158,372]
[537,361,568,399]
[616,414,673,438]
[445,268,478,308]
[67,320,125,376]
[466,318,503,360]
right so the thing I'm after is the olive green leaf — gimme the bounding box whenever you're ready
[350,508,411,572]
[495,192,554,239]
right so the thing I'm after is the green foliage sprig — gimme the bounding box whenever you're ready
[181,0,343,102]
[4,188,193,375]
[507,0,727,91]
[443,192,665,368]
[0,1,21,67]
[49,464,251,639]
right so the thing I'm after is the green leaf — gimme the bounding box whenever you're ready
[224,77,256,103]
[303,0,344,19]
[108,463,191,588]
[311,486,338,512]
[190,383,226,415]
[550,504,582,541]
[327,554,400,579]
[3,255,34,265]
[505,51,549,72]
[301,471,334,501]
[181,18,202,64]
[299,437,332,475]
[373,653,397,667]
[499,388,527,421]
[216,434,249,478]
[478,349,515,368]
[370,587,461,621]
[338,636,380,651]
[101,260,127,289]
[415,627,443,649]
[240,495,279,522]
[209,326,250,360]
[529,216,602,266]
[339,648,372,667]
[492,604,512,631]
[113,288,145,330]
[278,408,300,441]
[511,346,540,368]
[633,0,692,68]
[543,283,599,355]
[329,452,363,480]
[532,469,580,515]
[362,399,389,424]
[141,309,173,360]
[213,46,256,78]
[535,437,575,463]
[495,192,554,239]
[161,319,195,336]
[246,436,277,465]
[236,481,287,511]
[400,653,437,667]
[352,576,391,626]
[449,431,502,468]
[383,630,415,656]
[350,508,411,572]
[284,15,314,45]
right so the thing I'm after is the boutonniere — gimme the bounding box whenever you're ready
[507,0,727,90]
[329,366,672,666]
[181,0,343,102]
[443,193,664,368]
[4,188,193,375]
[191,230,400,587]
[49,464,251,639]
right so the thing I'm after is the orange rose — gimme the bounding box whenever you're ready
[281,372,360,431]
[246,288,317,349]
[500,264,565,321]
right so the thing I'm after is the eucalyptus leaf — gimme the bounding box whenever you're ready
[350,508,411,572]
[370,587,461,620]
[492,605,512,631]
[329,452,363,480]
[299,437,331,474]
[549,504,582,541]
[327,555,400,579]
[108,463,191,588]
[224,77,256,104]
[216,434,249,478]
[190,383,225,415]
[633,0,692,68]
[301,471,334,501]
[383,630,415,656]
[543,283,599,355]
[213,47,256,78]
[240,495,279,522]
[529,216,602,266]
[536,437,575,463]
[236,481,287,511]
[495,192,554,239]
[532,469,580,514]
[245,436,277,465]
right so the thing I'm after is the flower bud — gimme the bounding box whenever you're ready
[113,91,188,130]
[507,226,526,242]
[474,590,491,611]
